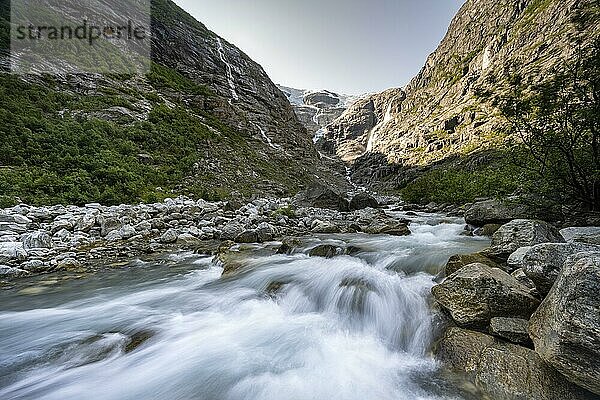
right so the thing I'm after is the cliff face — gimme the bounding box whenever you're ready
[325,0,600,167]
[0,0,347,205]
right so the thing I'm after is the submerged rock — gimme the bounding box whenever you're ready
[529,252,600,396]
[432,263,540,329]
[435,327,595,400]
[308,244,339,258]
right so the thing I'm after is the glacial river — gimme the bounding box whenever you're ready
[0,212,489,400]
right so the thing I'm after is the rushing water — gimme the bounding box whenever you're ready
[0,212,489,400]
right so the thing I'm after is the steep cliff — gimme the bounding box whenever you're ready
[0,0,346,206]
[325,0,600,168]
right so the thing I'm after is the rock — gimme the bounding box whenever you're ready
[435,327,595,400]
[511,268,539,296]
[21,231,53,250]
[487,219,564,259]
[0,265,29,278]
[464,199,544,227]
[432,263,540,329]
[473,223,502,237]
[560,227,600,245]
[506,246,532,272]
[444,252,502,276]
[176,233,198,245]
[0,242,28,263]
[75,214,97,233]
[529,253,600,395]
[362,221,410,236]
[234,230,258,244]
[21,260,49,273]
[219,223,245,241]
[515,243,600,296]
[159,229,178,244]
[308,244,339,258]
[293,183,350,211]
[489,317,532,345]
[98,216,122,237]
[311,219,342,234]
[349,193,378,211]
[256,222,275,242]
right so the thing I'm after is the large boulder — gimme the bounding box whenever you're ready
[293,183,349,211]
[464,199,543,227]
[432,263,540,329]
[435,327,595,400]
[560,227,600,245]
[444,252,503,276]
[512,243,600,296]
[21,231,53,250]
[529,253,600,396]
[349,193,378,211]
[487,219,564,259]
[489,317,532,346]
[0,242,28,264]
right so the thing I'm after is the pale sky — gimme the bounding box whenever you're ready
[173,0,465,95]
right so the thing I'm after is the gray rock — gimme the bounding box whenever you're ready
[487,219,564,259]
[432,263,540,329]
[445,252,502,276]
[489,317,532,345]
[464,199,542,227]
[159,229,178,244]
[293,183,349,212]
[176,233,198,245]
[308,244,339,258]
[219,223,245,241]
[511,268,539,296]
[529,253,600,395]
[349,193,378,211]
[21,231,53,250]
[256,222,275,242]
[516,243,600,296]
[435,327,595,400]
[0,265,29,278]
[311,219,342,234]
[560,227,600,245]
[234,230,258,244]
[21,259,49,273]
[98,216,122,237]
[0,242,28,263]
[506,246,532,272]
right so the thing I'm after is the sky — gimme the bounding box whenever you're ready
[173,0,466,95]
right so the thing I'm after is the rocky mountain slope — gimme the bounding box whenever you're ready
[323,0,600,169]
[277,85,362,141]
[0,0,346,207]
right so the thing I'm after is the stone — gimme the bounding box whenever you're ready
[308,244,339,258]
[432,263,540,329]
[98,216,122,237]
[487,219,564,259]
[293,183,350,211]
[444,252,502,276]
[489,317,532,345]
[311,219,342,234]
[0,265,29,278]
[21,231,53,250]
[219,223,245,241]
[234,230,258,244]
[529,253,600,395]
[473,223,502,237]
[511,268,538,296]
[506,246,532,272]
[560,227,600,245]
[176,233,198,245]
[256,222,276,243]
[0,242,28,263]
[362,221,410,236]
[516,243,600,296]
[435,327,595,400]
[349,193,378,211]
[159,229,178,244]
[464,199,542,227]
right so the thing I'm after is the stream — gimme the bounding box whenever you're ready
[0,212,489,400]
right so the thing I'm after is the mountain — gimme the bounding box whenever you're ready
[0,0,346,207]
[277,85,362,141]
[323,0,600,171]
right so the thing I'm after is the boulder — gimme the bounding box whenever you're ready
[349,193,378,211]
[362,221,410,236]
[529,253,600,395]
[432,263,540,329]
[444,252,502,276]
[234,230,258,244]
[256,222,276,242]
[560,227,600,245]
[219,222,245,241]
[514,243,600,296]
[0,265,29,278]
[489,317,532,346]
[506,246,532,272]
[0,242,28,264]
[311,219,342,234]
[511,268,538,296]
[98,216,122,237]
[487,219,564,259]
[293,183,349,211]
[473,223,502,237]
[435,327,595,400]
[159,229,178,244]
[464,199,541,227]
[21,231,53,250]
[308,244,339,258]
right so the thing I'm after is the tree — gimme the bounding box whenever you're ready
[494,38,600,210]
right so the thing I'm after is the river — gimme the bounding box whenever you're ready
[0,212,489,400]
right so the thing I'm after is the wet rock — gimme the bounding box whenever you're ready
[256,222,276,242]
[529,252,600,396]
[219,223,245,241]
[124,330,155,353]
[349,193,378,211]
[489,317,532,346]
[234,230,258,244]
[514,243,600,296]
[362,220,410,236]
[308,244,339,258]
[432,263,540,329]
[435,327,595,400]
[560,227,600,245]
[487,219,564,260]
[444,252,502,276]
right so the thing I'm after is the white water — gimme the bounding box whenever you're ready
[251,123,278,149]
[0,213,488,400]
[216,38,239,103]
[366,101,394,153]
